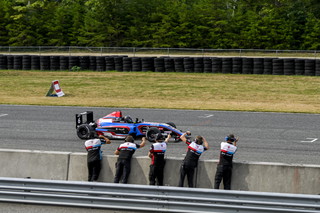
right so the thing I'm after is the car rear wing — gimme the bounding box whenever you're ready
[75,111,94,129]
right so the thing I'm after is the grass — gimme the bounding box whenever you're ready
[0,70,319,113]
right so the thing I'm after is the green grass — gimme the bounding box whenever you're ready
[0,70,319,113]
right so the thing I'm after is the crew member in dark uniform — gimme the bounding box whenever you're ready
[214,134,239,190]
[114,135,146,184]
[148,133,171,186]
[85,135,111,182]
[179,131,209,187]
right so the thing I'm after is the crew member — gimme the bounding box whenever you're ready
[85,135,111,182]
[114,135,146,184]
[148,133,171,186]
[214,134,239,190]
[179,131,209,187]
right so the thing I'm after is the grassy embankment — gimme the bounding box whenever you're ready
[0,70,319,113]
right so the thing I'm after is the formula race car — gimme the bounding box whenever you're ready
[75,111,185,142]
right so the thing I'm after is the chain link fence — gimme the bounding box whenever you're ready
[1,46,320,58]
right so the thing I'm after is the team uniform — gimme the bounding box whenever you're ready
[149,142,167,185]
[179,140,207,187]
[114,142,141,183]
[214,141,238,190]
[85,138,106,181]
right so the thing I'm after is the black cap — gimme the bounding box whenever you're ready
[156,133,164,141]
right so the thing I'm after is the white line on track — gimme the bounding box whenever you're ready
[301,138,318,143]
[0,114,8,117]
[199,114,214,118]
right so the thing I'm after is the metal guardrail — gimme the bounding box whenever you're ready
[0,178,318,213]
[1,46,320,58]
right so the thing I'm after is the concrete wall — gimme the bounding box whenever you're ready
[0,149,319,194]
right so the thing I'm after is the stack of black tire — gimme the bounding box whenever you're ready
[141,57,154,72]
[0,54,319,76]
[0,55,7,70]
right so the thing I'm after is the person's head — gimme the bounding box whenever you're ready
[124,116,133,123]
[194,136,203,145]
[225,134,236,143]
[125,135,134,143]
[155,133,164,142]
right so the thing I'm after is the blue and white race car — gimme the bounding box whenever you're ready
[75,111,185,142]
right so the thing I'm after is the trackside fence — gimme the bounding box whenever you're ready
[0,178,319,213]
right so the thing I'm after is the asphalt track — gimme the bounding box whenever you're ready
[0,105,319,165]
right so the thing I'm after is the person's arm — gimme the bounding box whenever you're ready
[234,137,239,147]
[139,137,146,148]
[164,134,171,143]
[202,136,209,150]
[148,151,152,158]
[180,131,191,143]
[114,148,120,155]
[99,135,111,144]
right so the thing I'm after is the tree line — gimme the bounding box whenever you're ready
[0,0,320,50]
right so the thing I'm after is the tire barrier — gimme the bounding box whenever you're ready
[183,57,194,73]
[0,55,319,76]
[272,58,284,75]
[132,57,142,72]
[89,56,96,71]
[0,55,7,70]
[69,56,79,70]
[154,57,165,72]
[194,57,204,73]
[22,55,31,70]
[123,57,132,72]
[79,56,90,70]
[232,57,242,74]
[304,59,315,76]
[59,56,69,71]
[174,57,184,72]
[222,57,232,74]
[203,57,212,73]
[50,56,60,71]
[114,56,124,72]
[7,55,14,69]
[242,57,253,74]
[164,57,174,72]
[212,57,222,73]
[316,60,320,76]
[294,59,305,76]
[283,59,295,75]
[31,55,40,70]
[141,57,154,72]
[263,58,273,75]
[40,56,50,70]
[105,56,115,71]
[253,58,264,75]
[96,56,105,71]
[13,55,23,70]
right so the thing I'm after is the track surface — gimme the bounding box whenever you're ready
[0,105,319,165]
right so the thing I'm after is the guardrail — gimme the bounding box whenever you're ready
[0,178,318,213]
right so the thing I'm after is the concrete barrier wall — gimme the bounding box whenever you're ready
[0,149,319,194]
[0,149,70,180]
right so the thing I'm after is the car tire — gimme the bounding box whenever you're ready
[146,127,160,142]
[76,124,95,140]
[166,122,176,128]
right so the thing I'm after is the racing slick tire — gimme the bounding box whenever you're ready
[146,127,160,142]
[166,122,176,128]
[76,124,95,140]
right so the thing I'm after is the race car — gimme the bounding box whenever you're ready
[75,111,186,142]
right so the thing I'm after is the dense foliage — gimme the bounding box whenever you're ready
[1,0,320,49]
